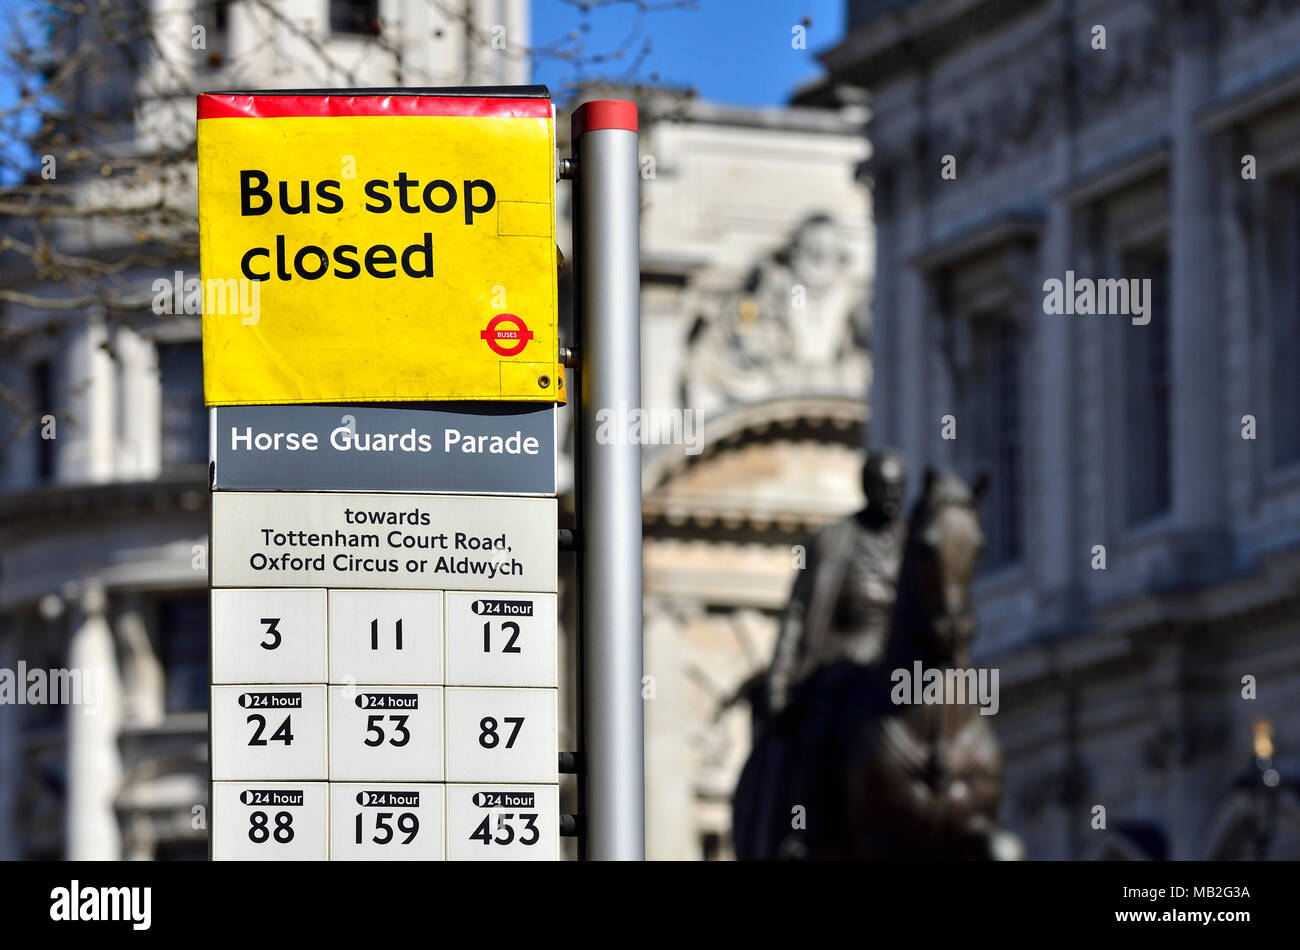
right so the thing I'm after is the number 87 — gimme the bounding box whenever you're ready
[478,716,523,749]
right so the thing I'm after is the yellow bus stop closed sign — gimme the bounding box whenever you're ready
[198,91,561,405]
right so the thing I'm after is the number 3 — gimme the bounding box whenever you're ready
[260,618,282,650]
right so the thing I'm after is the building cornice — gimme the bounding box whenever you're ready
[641,395,866,541]
[0,471,207,534]
[1199,55,1300,133]
[820,0,1044,90]
[1056,138,1171,207]
[983,541,1300,701]
[907,209,1043,272]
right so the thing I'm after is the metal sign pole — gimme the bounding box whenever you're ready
[571,99,645,860]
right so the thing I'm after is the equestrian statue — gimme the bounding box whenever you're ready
[733,456,1023,860]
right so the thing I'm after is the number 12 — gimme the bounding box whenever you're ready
[483,621,521,653]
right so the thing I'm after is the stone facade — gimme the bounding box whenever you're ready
[814,0,1300,858]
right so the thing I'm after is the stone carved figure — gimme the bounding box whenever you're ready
[683,214,869,416]
[765,450,907,717]
[734,467,1023,860]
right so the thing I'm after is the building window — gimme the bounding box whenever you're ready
[158,341,207,468]
[1122,248,1171,526]
[158,597,208,713]
[1271,184,1300,468]
[330,0,380,35]
[31,359,55,482]
[970,318,1022,569]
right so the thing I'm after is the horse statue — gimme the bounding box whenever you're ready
[733,469,1022,860]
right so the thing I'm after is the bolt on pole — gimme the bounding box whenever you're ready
[570,99,645,860]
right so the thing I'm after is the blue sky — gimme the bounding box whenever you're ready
[530,0,845,106]
[0,1,845,107]
[0,2,845,110]
[0,1,43,184]
[0,0,846,181]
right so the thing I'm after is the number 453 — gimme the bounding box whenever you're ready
[470,813,539,846]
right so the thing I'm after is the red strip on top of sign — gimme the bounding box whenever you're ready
[198,94,551,120]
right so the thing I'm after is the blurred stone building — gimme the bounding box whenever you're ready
[803,0,1300,858]
[0,0,529,860]
[0,1,872,861]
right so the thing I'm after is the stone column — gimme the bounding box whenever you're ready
[1168,13,1226,551]
[1075,205,1111,599]
[894,127,935,492]
[930,274,959,473]
[1035,106,1080,626]
[116,327,161,480]
[868,191,896,451]
[469,0,505,85]
[642,596,695,860]
[115,595,164,728]
[137,0,197,149]
[57,310,115,484]
[65,580,123,860]
[504,0,530,86]
[0,622,21,859]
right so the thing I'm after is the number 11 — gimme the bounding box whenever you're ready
[371,618,403,651]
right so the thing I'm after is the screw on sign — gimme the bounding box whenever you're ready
[480,313,534,357]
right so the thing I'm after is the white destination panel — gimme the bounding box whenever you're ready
[329,589,443,685]
[329,686,444,781]
[211,685,327,781]
[212,492,557,592]
[445,591,557,688]
[211,588,327,684]
[444,687,558,784]
[212,782,328,861]
[329,784,445,861]
[446,784,560,861]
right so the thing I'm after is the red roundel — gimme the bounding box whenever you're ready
[480,313,534,357]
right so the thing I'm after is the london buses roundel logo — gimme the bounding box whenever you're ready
[480,313,534,357]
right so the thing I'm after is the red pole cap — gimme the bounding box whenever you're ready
[571,99,638,139]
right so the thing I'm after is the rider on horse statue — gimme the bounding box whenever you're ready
[735,454,1024,861]
[765,450,908,720]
